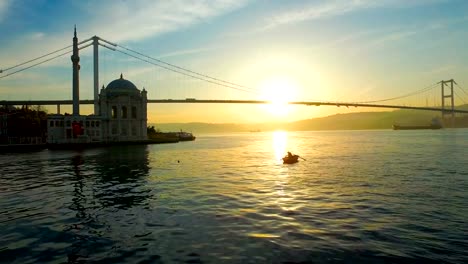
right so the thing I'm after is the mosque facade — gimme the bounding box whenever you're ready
[47,74,148,144]
[47,28,148,145]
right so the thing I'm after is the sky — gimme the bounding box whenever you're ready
[1,0,468,123]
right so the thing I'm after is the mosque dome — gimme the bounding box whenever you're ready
[104,74,140,96]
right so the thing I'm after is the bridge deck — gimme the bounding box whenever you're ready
[1,99,467,113]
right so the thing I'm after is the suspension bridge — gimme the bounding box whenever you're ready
[2,32,468,121]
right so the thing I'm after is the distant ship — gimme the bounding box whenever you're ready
[393,118,442,130]
[176,131,196,141]
[392,124,442,130]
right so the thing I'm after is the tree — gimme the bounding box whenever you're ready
[0,105,48,141]
[147,125,161,136]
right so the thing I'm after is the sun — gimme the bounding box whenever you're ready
[259,76,298,117]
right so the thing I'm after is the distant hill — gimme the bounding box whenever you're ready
[289,110,438,131]
[150,122,251,134]
[150,105,468,133]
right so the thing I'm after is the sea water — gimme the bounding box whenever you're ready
[0,130,467,263]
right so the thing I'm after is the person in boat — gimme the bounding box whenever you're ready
[287,152,293,158]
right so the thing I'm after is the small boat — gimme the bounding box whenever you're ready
[283,153,300,164]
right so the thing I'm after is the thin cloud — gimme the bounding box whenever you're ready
[158,47,216,59]
[261,0,449,31]
[0,1,249,73]
[369,30,418,47]
[360,15,468,51]
[420,65,456,76]
[29,32,46,40]
[79,0,250,43]
[0,0,10,22]
[263,1,368,31]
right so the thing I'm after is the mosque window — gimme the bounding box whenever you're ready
[91,121,95,127]
[122,106,128,119]
[50,121,54,127]
[112,106,117,119]
[86,121,90,127]
[132,107,137,119]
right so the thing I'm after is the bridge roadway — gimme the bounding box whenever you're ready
[2,99,468,114]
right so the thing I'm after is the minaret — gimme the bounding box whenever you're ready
[141,87,148,139]
[92,35,99,115]
[71,26,80,115]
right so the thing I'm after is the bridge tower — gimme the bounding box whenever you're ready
[440,79,455,127]
[90,36,116,115]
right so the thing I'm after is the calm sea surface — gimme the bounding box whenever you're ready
[1,130,467,263]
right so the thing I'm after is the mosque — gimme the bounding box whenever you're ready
[47,28,148,145]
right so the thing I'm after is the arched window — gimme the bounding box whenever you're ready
[112,106,117,119]
[132,106,137,119]
[122,106,127,119]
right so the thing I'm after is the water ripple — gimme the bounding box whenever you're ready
[1,131,467,263]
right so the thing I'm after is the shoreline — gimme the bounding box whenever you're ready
[0,138,180,152]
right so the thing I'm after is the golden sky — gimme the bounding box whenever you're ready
[1,1,468,123]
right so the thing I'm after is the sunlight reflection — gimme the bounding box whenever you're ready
[247,233,280,238]
[272,131,287,161]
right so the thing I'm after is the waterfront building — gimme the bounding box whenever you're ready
[47,75,148,144]
[99,74,148,142]
[47,28,147,145]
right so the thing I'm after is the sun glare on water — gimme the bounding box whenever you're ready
[259,76,298,117]
[272,130,287,161]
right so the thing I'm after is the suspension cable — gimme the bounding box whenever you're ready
[113,43,260,93]
[1,45,72,74]
[455,83,468,98]
[0,41,94,79]
[112,48,259,95]
[0,50,72,79]
[353,83,439,104]
[454,90,467,105]
[3,34,460,106]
